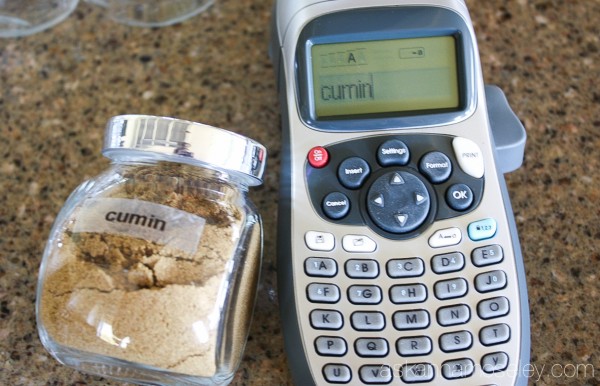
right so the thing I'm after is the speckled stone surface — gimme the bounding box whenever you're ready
[0,0,598,385]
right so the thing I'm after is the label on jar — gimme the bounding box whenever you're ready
[72,197,206,255]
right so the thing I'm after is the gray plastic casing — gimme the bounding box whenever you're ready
[271,1,530,385]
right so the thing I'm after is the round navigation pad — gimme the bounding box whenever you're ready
[367,171,431,234]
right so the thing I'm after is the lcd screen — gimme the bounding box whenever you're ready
[311,36,460,118]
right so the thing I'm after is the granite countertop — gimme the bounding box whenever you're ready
[1,0,598,385]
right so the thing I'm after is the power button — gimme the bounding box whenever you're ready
[308,146,329,168]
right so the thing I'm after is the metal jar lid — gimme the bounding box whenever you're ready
[102,115,266,186]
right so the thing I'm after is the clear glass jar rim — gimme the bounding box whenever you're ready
[102,115,266,186]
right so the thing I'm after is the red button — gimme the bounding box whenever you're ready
[308,146,329,168]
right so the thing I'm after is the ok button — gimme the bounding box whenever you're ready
[446,183,474,211]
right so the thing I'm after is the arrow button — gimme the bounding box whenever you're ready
[390,172,405,185]
[372,194,385,208]
[415,192,428,205]
[395,214,408,227]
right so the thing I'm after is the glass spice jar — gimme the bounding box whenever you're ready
[36,115,266,386]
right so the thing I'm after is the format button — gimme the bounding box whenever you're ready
[420,151,452,183]
[338,157,370,189]
[322,192,350,220]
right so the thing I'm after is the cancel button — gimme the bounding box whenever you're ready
[322,192,351,220]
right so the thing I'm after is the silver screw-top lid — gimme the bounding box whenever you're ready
[102,115,266,186]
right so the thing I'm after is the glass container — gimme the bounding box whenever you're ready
[36,115,266,385]
[0,0,79,38]
[86,0,215,27]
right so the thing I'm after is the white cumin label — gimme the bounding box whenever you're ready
[73,197,206,255]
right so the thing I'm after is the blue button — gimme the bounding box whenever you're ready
[468,218,497,241]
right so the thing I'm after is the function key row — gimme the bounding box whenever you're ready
[310,136,484,186]
[312,137,485,225]
[305,135,487,237]
[316,144,423,191]
[305,219,497,254]
[305,232,378,253]
[428,218,497,248]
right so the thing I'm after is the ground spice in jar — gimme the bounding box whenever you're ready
[39,162,262,379]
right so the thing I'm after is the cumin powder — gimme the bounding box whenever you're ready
[38,163,262,378]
